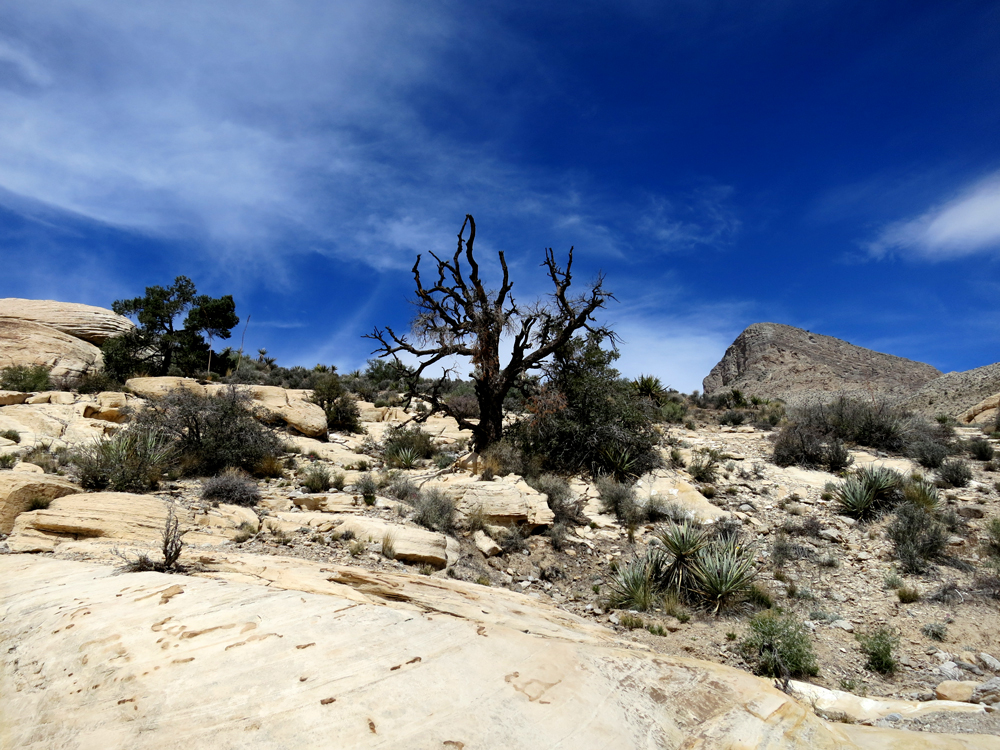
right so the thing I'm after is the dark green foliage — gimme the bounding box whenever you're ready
[937,458,972,488]
[718,410,748,426]
[302,464,332,493]
[826,439,853,473]
[75,371,124,394]
[0,454,17,469]
[509,335,661,480]
[738,610,819,679]
[354,472,378,501]
[308,373,364,433]
[0,364,52,392]
[834,466,902,521]
[74,426,174,492]
[413,489,455,533]
[969,438,994,462]
[653,521,708,597]
[912,439,949,469]
[1,429,20,444]
[856,628,898,675]
[688,450,718,483]
[607,551,659,611]
[693,536,759,614]
[445,392,480,419]
[383,425,437,460]
[887,503,948,574]
[201,469,261,507]
[131,385,281,476]
[660,399,688,423]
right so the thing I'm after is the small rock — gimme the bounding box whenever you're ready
[474,530,501,558]
[818,528,843,543]
[830,620,854,633]
[978,653,1000,672]
[956,506,985,519]
[946,535,964,547]
[972,676,1000,705]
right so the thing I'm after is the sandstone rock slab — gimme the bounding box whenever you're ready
[0,473,80,533]
[0,298,134,344]
[789,680,987,723]
[332,516,460,568]
[0,318,102,385]
[423,474,554,529]
[1,555,997,750]
[936,680,980,702]
[635,472,729,524]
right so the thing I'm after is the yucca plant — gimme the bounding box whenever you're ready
[633,374,668,406]
[835,465,902,521]
[387,446,421,470]
[74,427,174,492]
[653,521,709,597]
[692,537,758,614]
[607,552,659,612]
[901,477,939,512]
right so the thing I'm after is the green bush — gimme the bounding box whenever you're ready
[834,465,902,521]
[74,426,174,492]
[413,488,455,533]
[1,429,20,444]
[384,425,437,460]
[937,458,972,488]
[528,473,581,524]
[887,503,947,574]
[688,449,719,483]
[607,552,659,611]
[692,537,758,614]
[901,477,939,512]
[0,364,52,392]
[201,469,261,507]
[302,464,332,493]
[912,439,949,469]
[738,610,819,679]
[856,627,898,675]
[76,371,124,395]
[130,385,281,476]
[0,453,16,470]
[354,472,378,501]
[653,521,708,597]
[969,438,994,462]
[596,477,642,525]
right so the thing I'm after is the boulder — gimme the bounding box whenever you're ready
[0,318,102,385]
[2,555,999,750]
[0,473,80,533]
[125,376,206,399]
[81,391,130,423]
[423,475,554,529]
[972,677,1000,706]
[958,392,1000,425]
[331,516,460,568]
[935,680,980,702]
[634,472,729,524]
[788,680,987,724]
[0,298,134,345]
[0,390,28,406]
[6,492,226,552]
[474,529,501,557]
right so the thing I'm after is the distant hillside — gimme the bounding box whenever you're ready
[702,322,942,406]
[899,361,1000,419]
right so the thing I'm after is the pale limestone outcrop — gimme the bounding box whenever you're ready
[1,555,996,750]
[935,680,980,702]
[331,516,460,568]
[0,318,102,385]
[0,401,118,446]
[125,377,328,437]
[0,390,28,406]
[423,474,555,529]
[6,493,232,553]
[0,473,80,534]
[0,298,134,344]
[81,391,130,423]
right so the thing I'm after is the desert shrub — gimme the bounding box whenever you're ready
[74,426,174,492]
[383,425,436,460]
[254,454,285,479]
[354,472,378,502]
[0,429,20,444]
[738,610,819,679]
[771,532,814,567]
[387,446,421,469]
[772,424,826,468]
[528,473,582,524]
[0,454,16,469]
[896,586,921,603]
[719,410,748,426]
[385,475,421,503]
[76,371,124,394]
[901,477,939,512]
[201,468,260,507]
[301,464,332,493]
[969,438,994,462]
[921,622,947,641]
[595,476,642,525]
[826,440,853,473]
[480,441,527,479]
[937,458,972,488]
[981,517,1000,559]
[413,488,455,533]
[496,523,528,554]
[131,386,281,476]
[445,392,480,419]
[326,394,364,434]
[911,438,949,469]
[660,399,688,424]
[0,364,52,392]
[688,450,719,483]
[886,503,947,574]
[856,627,898,675]
[834,465,902,521]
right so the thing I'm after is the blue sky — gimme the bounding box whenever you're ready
[1,0,998,391]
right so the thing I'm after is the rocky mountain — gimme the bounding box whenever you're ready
[703,323,942,406]
[899,361,1000,420]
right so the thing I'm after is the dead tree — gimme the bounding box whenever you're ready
[367,214,615,453]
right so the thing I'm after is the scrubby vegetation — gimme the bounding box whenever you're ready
[74,426,174,492]
[0,364,52,392]
[738,610,819,679]
[201,469,261,507]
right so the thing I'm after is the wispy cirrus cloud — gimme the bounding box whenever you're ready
[868,171,1000,260]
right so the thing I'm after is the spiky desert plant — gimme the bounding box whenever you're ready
[633,374,669,406]
[387,446,421,470]
[835,465,901,521]
[901,477,939,512]
[607,552,659,612]
[653,521,709,597]
[74,426,174,493]
[692,537,758,614]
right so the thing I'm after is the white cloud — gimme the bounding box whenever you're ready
[870,171,1000,259]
